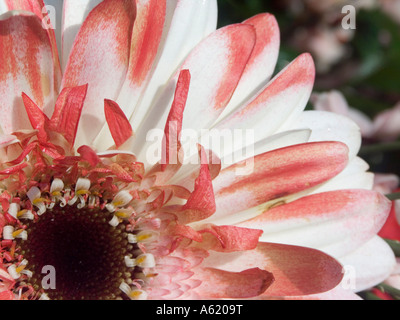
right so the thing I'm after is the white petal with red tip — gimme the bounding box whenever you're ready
[128,0,217,132]
[216,13,280,122]
[210,141,348,219]
[62,0,135,147]
[0,12,56,133]
[214,54,315,141]
[238,190,391,257]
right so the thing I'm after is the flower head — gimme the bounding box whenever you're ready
[0,0,395,300]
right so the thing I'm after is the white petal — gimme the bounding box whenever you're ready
[338,236,396,292]
[282,110,361,160]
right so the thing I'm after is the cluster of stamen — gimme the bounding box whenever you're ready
[1,176,158,300]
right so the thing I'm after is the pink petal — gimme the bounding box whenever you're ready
[61,0,103,71]
[125,0,218,132]
[62,0,136,146]
[120,0,165,92]
[195,267,274,299]
[0,290,14,300]
[49,84,88,146]
[198,225,262,252]
[77,145,100,167]
[176,147,216,224]
[161,69,191,170]
[202,242,343,297]
[104,99,133,148]
[133,22,257,150]
[21,92,49,142]
[178,23,256,132]
[218,13,280,120]
[93,0,167,150]
[212,141,349,218]
[3,0,61,90]
[0,13,57,133]
[215,53,315,142]
[239,189,391,257]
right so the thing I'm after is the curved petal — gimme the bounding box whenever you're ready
[134,23,256,160]
[0,12,57,133]
[62,0,136,147]
[211,141,349,219]
[194,267,274,299]
[197,225,262,252]
[93,0,167,150]
[61,0,103,71]
[339,236,396,292]
[49,84,88,146]
[216,13,280,121]
[175,24,256,132]
[175,147,216,224]
[238,190,391,257]
[201,242,343,297]
[2,0,61,89]
[310,157,374,194]
[214,53,315,144]
[285,110,362,160]
[104,99,133,148]
[128,0,218,132]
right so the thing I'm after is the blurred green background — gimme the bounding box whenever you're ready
[217,0,400,177]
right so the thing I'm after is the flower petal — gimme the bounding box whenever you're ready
[49,84,88,146]
[0,12,57,133]
[178,24,256,132]
[93,0,167,150]
[310,157,374,194]
[339,236,396,292]
[134,23,256,158]
[128,0,218,132]
[217,13,280,121]
[62,0,136,147]
[175,147,216,224]
[115,0,166,115]
[202,242,343,296]
[161,69,190,171]
[194,267,274,299]
[21,92,49,142]
[61,0,102,71]
[239,190,391,257]
[198,225,262,252]
[2,0,61,89]
[104,99,133,149]
[214,53,315,143]
[210,141,349,219]
[285,110,362,160]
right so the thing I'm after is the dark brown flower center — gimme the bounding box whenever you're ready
[18,206,136,300]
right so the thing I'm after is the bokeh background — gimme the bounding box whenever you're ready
[217,0,400,181]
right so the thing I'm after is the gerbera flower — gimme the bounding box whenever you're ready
[0,0,395,300]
